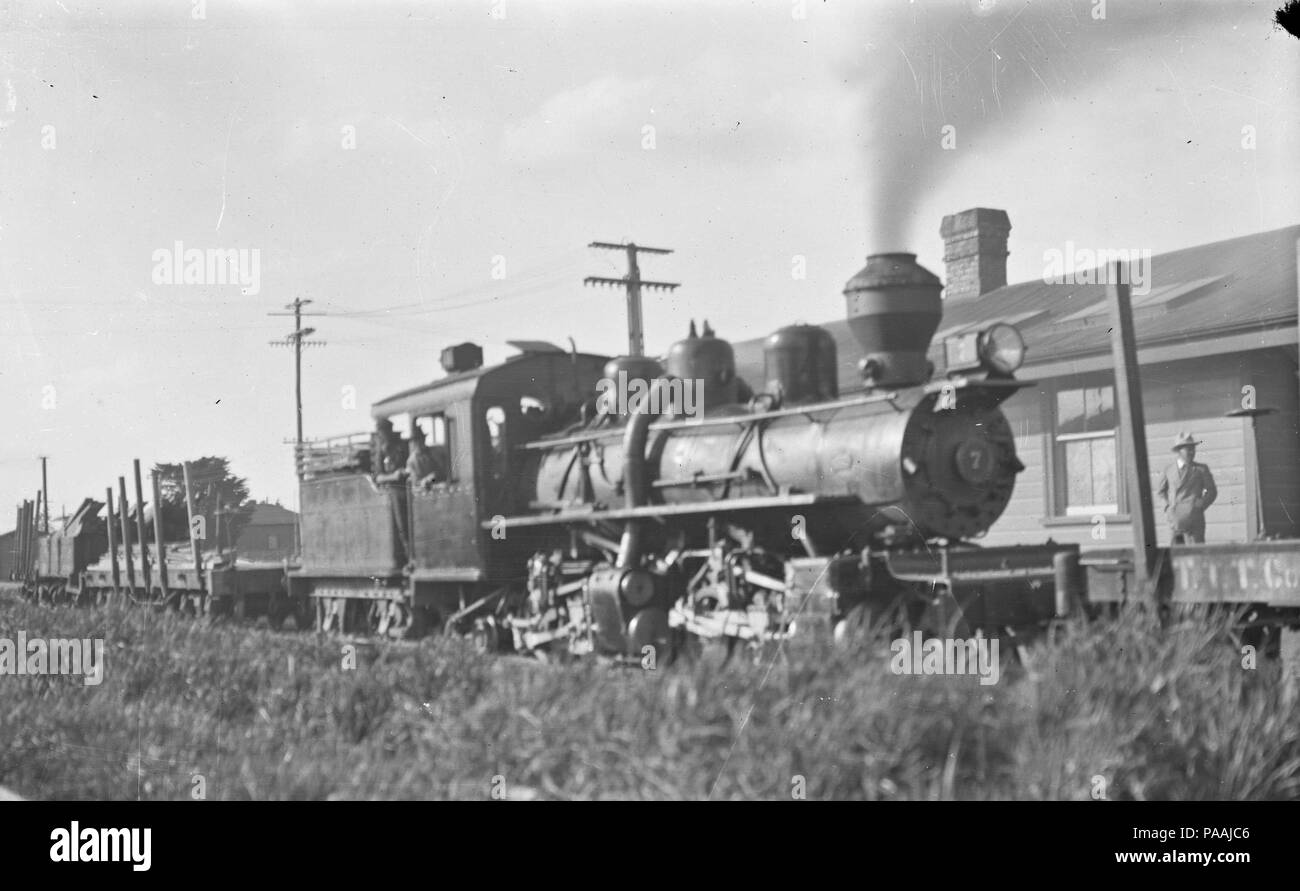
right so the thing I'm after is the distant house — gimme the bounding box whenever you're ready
[235,502,298,560]
[732,210,1300,550]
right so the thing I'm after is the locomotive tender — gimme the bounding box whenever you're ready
[291,252,1081,657]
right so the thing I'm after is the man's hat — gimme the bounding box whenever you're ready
[1171,431,1202,451]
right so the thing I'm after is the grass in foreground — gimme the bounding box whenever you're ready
[1,598,1297,800]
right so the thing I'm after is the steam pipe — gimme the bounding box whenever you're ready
[617,377,673,569]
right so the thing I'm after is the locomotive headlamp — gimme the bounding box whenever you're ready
[943,323,1026,376]
[977,323,1026,374]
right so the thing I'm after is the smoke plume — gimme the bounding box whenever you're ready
[848,0,1250,249]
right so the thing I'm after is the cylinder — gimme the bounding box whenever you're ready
[763,324,839,405]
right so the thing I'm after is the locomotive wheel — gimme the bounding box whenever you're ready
[833,603,878,649]
[627,608,671,666]
[318,597,348,634]
[292,597,315,632]
[317,597,337,633]
[471,616,500,654]
[372,600,414,639]
[663,625,700,667]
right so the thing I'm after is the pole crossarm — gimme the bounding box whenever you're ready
[588,241,673,255]
[585,240,678,357]
[267,298,323,445]
[583,276,680,291]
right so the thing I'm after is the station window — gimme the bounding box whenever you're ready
[1051,379,1122,517]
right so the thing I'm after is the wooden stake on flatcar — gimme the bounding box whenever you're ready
[17,501,29,586]
[118,476,137,596]
[133,459,152,596]
[26,498,37,584]
[13,504,19,556]
[105,487,121,596]
[40,456,49,534]
[15,502,25,584]
[20,500,29,586]
[183,462,205,593]
[31,491,42,584]
[151,469,170,601]
[29,497,39,584]
[24,499,35,585]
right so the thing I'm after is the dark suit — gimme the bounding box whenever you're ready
[1157,460,1217,543]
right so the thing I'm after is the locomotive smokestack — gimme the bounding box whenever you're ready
[842,252,942,388]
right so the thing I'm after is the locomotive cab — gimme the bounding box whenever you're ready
[291,346,609,638]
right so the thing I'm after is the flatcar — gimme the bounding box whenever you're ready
[12,495,291,621]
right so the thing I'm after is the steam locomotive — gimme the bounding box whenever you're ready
[291,252,1081,658]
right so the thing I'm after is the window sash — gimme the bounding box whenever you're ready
[1050,381,1125,517]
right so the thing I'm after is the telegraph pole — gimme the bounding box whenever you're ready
[585,242,679,357]
[268,298,326,445]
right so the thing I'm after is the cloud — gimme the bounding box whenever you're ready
[500,74,657,166]
[499,53,857,169]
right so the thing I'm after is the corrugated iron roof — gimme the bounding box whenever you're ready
[734,223,1299,391]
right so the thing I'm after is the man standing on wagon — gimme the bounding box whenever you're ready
[1157,432,1218,544]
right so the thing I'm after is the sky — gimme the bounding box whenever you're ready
[1,0,1296,518]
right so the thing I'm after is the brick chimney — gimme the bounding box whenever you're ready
[940,208,1011,301]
